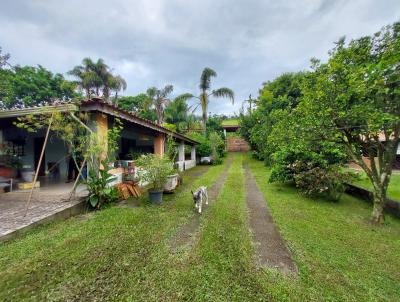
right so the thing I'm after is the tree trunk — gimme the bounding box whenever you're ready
[371,189,385,224]
[202,111,207,136]
[370,175,390,224]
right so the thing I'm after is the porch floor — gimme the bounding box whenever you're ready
[0,183,87,241]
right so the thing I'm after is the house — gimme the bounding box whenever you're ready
[0,98,198,189]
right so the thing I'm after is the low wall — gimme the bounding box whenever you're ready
[176,160,196,171]
[346,184,400,218]
[226,137,250,152]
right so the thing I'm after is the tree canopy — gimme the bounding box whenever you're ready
[240,22,400,223]
[0,64,77,109]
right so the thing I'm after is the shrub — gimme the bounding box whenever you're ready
[86,160,120,209]
[209,132,225,165]
[292,164,354,201]
[135,153,174,191]
[186,132,212,157]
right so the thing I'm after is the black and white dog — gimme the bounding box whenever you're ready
[191,186,208,214]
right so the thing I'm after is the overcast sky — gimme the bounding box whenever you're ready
[1,0,399,115]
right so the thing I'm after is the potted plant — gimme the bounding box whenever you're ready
[0,154,21,179]
[135,153,174,204]
[21,165,35,182]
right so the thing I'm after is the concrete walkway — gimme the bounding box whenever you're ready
[244,165,297,274]
[0,184,87,242]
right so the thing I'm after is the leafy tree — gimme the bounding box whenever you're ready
[239,72,305,162]
[1,65,77,109]
[117,94,157,121]
[165,97,189,131]
[300,23,400,223]
[186,132,212,157]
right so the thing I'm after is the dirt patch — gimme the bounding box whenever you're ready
[169,157,233,252]
[244,165,298,275]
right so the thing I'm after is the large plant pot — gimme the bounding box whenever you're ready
[21,170,35,182]
[164,174,179,192]
[0,167,16,179]
[148,190,163,204]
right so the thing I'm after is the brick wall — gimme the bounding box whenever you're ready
[226,137,251,152]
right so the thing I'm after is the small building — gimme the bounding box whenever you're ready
[0,98,198,189]
[221,120,250,152]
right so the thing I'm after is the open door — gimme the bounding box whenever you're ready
[34,137,46,176]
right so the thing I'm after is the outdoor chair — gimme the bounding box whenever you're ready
[0,176,13,193]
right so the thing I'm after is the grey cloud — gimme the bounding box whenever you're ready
[0,0,399,114]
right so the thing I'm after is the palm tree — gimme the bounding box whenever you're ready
[147,85,173,125]
[181,68,234,135]
[69,58,126,101]
[109,75,127,101]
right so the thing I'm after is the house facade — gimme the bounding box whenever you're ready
[0,98,198,186]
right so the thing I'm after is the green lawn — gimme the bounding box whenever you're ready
[221,119,239,126]
[1,154,399,301]
[349,168,400,201]
[247,156,400,301]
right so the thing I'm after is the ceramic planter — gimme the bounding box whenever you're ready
[164,174,179,192]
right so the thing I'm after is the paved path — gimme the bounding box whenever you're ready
[244,165,297,274]
[169,157,232,251]
[0,185,86,242]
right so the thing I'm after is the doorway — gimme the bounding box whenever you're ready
[34,137,46,176]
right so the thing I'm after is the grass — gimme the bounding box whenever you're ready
[349,168,400,200]
[247,156,400,301]
[1,154,399,301]
[221,119,239,126]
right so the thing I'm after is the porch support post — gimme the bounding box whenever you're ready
[191,146,196,161]
[154,133,165,157]
[178,141,185,162]
[95,113,108,161]
[24,113,54,216]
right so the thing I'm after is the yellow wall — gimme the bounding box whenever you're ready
[154,133,165,157]
[96,113,108,160]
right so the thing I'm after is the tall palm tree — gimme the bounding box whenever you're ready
[147,86,195,126]
[181,68,234,135]
[147,85,174,125]
[69,58,126,101]
[109,75,127,101]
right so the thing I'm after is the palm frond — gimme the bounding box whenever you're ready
[211,87,235,103]
[161,85,174,97]
[174,93,195,102]
[199,67,217,91]
[146,87,158,98]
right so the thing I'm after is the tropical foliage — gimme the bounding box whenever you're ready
[68,58,126,101]
[0,53,77,109]
[135,153,174,191]
[240,22,400,223]
[117,94,157,121]
[176,68,234,134]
